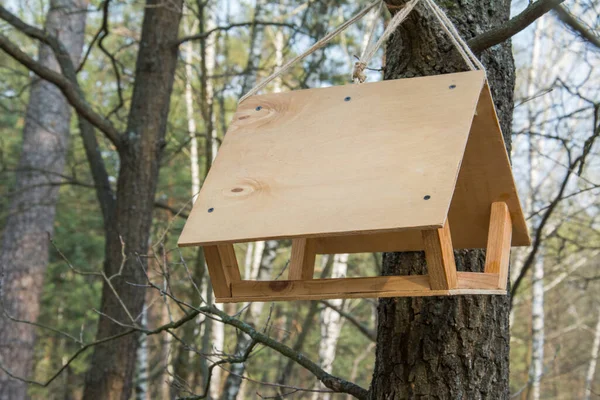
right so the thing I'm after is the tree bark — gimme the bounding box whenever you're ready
[0,1,86,398]
[370,1,515,399]
[82,1,183,398]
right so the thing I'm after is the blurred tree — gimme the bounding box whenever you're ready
[1,0,597,399]
[0,0,184,397]
[79,1,184,398]
[0,0,86,397]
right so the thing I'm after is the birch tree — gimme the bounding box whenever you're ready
[313,254,348,400]
[527,17,546,400]
[584,307,600,400]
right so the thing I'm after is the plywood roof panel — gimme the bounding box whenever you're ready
[179,71,495,246]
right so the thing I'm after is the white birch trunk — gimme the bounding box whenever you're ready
[240,0,266,95]
[135,308,149,400]
[312,253,349,400]
[209,316,225,399]
[273,27,284,93]
[530,256,544,400]
[243,243,254,281]
[226,240,277,400]
[182,18,204,391]
[584,307,600,400]
[249,240,278,320]
[184,18,201,202]
[205,7,218,162]
[510,15,545,286]
[201,5,224,398]
[527,18,546,400]
[250,241,266,282]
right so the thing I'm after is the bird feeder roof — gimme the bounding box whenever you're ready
[179,71,529,250]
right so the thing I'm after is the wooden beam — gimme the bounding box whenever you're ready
[218,244,241,283]
[484,202,512,289]
[422,222,458,290]
[203,246,231,298]
[313,230,424,254]
[223,272,503,302]
[458,271,499,289]
[288,238,316,280]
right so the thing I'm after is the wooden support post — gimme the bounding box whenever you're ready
[484,202,512,290]
[218,244,241,283]
[422,221,458,290]
[203,246,231,298]
[289,238,316,280]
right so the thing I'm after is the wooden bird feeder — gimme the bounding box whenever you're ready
[178,71,530,303]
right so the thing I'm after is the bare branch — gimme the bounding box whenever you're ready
[0,328,136,388]
[155,200,190,219]
[96,0,126,118]
[0,6,122,146]
[320,300,376,342]
[211,307,369,399]
[176,21,301,46]
[511,103,600,302]
[554,5,600,49]
[468,0,565,53]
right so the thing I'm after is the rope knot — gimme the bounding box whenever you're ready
[352,61,367,83]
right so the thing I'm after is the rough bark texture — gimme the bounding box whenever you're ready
[81,1,183,399]
[0,1,86,398]
[370,1,515,399]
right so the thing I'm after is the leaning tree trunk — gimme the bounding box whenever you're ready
[82,1,183,399]
[370,1,515,398]
[0,1,86,398]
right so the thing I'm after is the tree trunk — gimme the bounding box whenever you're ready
[82,1,183,398]
[370,1,515,398]
[0,1,86,398]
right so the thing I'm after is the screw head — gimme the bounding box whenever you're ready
[255,106,262,111]
[449,84,456,89]
[344,96,351,102]
[423,195,431,200]
[207,207,214,213]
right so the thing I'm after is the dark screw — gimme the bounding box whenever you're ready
[449,85,456,89]
[208,207,214,213]
[423,195,431,200]
[255,106,262,111]
[344,96,351,102]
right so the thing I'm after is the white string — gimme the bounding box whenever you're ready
[353,0,420,83]
[352,1,383,83]
[239,0,381,103]
[422,0,485,71]
[240,0,486,102]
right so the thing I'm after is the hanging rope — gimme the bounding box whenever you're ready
[353,0,420,83]
[421,0,485,71]
[239,0,485,103]
[239,0,381,104]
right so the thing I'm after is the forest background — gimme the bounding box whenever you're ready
[0,0,599,399]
